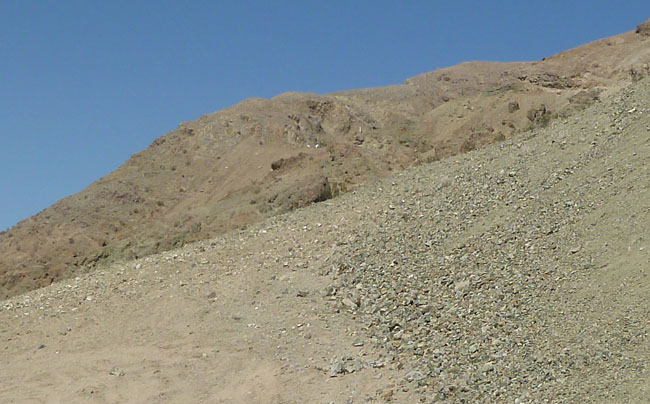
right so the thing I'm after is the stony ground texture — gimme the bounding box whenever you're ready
[1,78,649,402]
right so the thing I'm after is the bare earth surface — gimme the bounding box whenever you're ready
[2,73,649,402]
[2,22,650,298]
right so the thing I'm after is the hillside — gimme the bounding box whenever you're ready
[1,21,650,299]
[1,66,649,402]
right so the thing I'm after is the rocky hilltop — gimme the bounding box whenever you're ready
[2,21,650,298]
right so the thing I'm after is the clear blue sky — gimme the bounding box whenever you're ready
[1,1,648,231]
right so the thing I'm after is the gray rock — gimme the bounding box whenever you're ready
[322,285,336,296]
[404,370,425,382]
[109,367,125,376]
[479,362,495,374]
[329,361,343,377]
[341,297,358,309]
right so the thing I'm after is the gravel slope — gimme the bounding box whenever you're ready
[1,78,649,403]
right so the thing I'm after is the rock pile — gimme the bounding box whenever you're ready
[322,77,650,402]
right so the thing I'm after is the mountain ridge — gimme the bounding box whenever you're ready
[2,21,650,298]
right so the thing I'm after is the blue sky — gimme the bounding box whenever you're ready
[1,1,648,231]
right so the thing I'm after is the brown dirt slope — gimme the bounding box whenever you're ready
[2,21,650,298]
[1,66,649,403]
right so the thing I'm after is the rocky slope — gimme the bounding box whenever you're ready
[1,68,649,402]
[2,21,650,299]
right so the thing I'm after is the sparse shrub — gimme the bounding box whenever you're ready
[526,104,553,128]
[636,19,650,36]
[170,233,187,247]
[315,179,346,203]
[538,113,552,127]
[460,138,477,153]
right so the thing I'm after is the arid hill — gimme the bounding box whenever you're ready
[1,52,649,402]
[2,21,650,297]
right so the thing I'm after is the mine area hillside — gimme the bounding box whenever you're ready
[2,20,650,298]
[1,57,649,403]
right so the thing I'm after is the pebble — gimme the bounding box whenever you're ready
[329,361,343,377]
[109,367,125,376]
[404,370,425,382]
